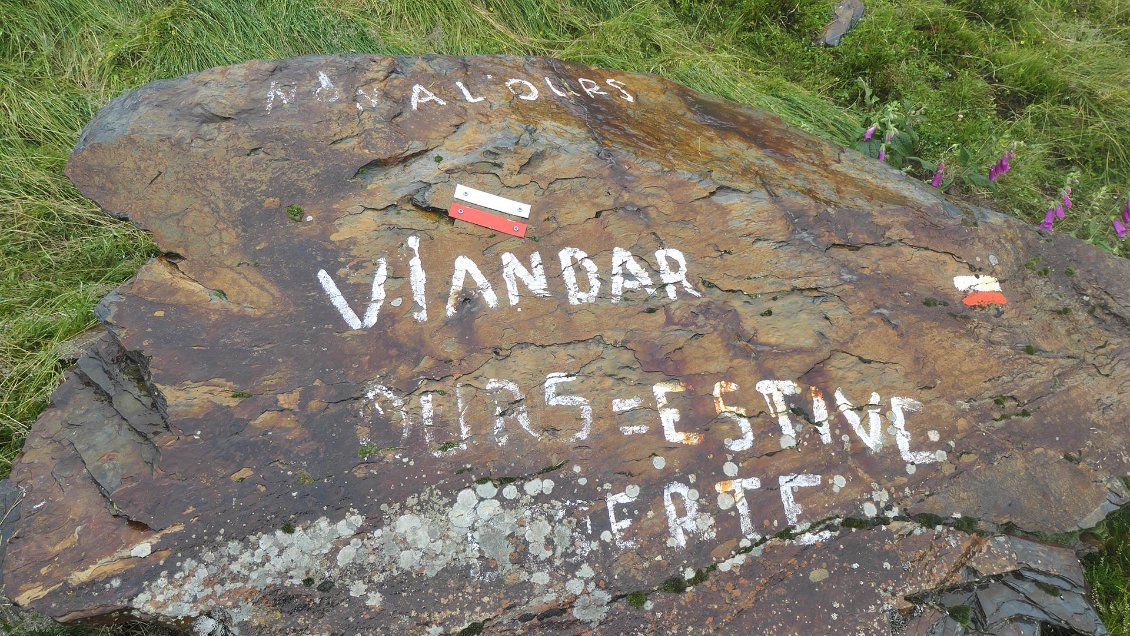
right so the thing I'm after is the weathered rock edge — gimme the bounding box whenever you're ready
[0,55,1127,635]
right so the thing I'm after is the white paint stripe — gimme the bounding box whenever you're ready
[613,395,648,434]
[611,397,642,412]
[778,473,821,527]
[953,275,1002,293]
[317,260,386,330]
[407,236,427,322]
[454,184,531,219]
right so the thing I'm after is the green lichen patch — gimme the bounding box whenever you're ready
[285,205,304,222]
[912,512,946,527]
[840,517,873,530]
[952,516,980,534]
[1035,580,1062,596]
[992,409,1031,422]
[661,569,708,593]
[947,604,972,627]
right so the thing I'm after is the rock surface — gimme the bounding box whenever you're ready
[821,0,866,46]
[2,55,1129,635]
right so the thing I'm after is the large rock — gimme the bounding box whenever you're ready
[821,0,866,46]
[2,55,1129,635]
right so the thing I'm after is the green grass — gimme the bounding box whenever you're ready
[1086,505,1130,635]
[1,0,1129,633]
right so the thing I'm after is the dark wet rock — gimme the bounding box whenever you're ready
[0,480,23,591]
[822,0,866,46]
[2,55,1128,634]
[906,535,1108,635]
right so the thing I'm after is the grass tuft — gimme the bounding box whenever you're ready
[1085,504,1130,635]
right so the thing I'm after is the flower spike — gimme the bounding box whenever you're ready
[930,161,945,188]
[1040,209,1055,231]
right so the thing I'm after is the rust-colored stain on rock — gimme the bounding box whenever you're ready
[1,55,1128,635]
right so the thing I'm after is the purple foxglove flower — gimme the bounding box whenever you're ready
[1115,218,1128,239]
[885,130,895,142]
[930,161,945,188]
[988,150,1013,180]
[864,125,877,140]
[1062,192,1072,208]
[1123,197,1130,224]
[878,147,886,162]
[1040,208,1055,231]
[1055,204,1065,219]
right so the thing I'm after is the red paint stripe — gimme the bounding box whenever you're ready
[448,202,527,238]
[962,291,1008,306]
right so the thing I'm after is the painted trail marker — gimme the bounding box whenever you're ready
[454,183,532,219]
[449,201,528,237]
[1,55,1127,636]
[450,183,532,237]
[954,274,1008,306]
